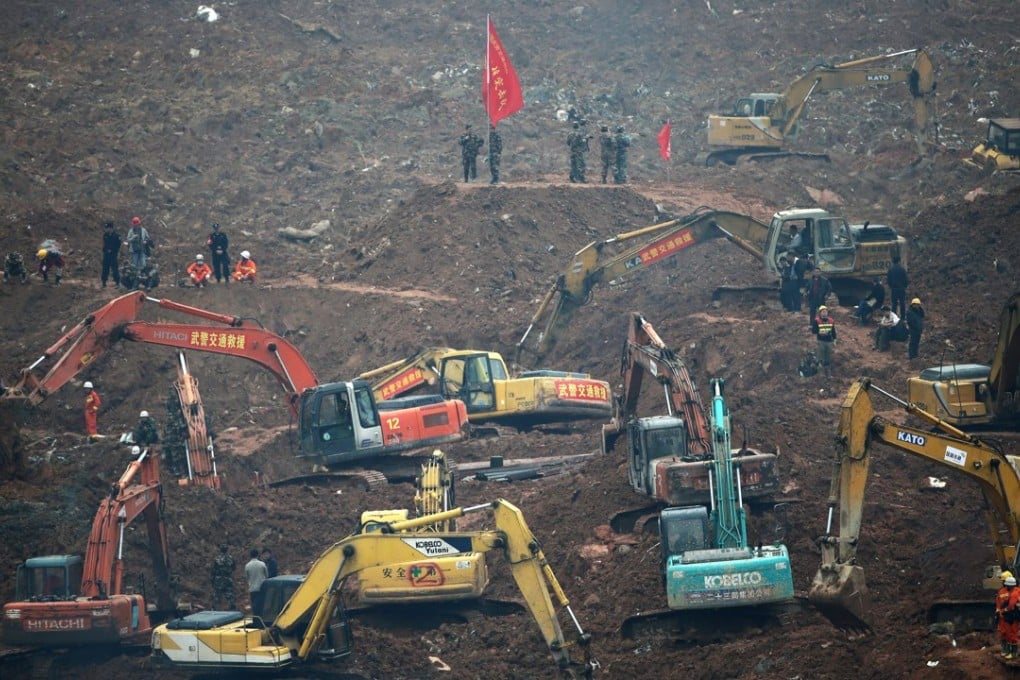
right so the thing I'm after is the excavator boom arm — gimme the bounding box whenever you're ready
[2,292,320,416]
[988,293,1020,411]
[271,500,587,670]
[517,209,769,362]
[811,379,1020,626]
[80,451,172,608]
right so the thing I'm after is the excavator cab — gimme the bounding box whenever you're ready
[299,381,388,466]
[627,415,688,497]
[14,556,83,600]
[438,353,497,413]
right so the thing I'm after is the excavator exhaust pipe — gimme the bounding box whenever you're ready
[808,563,871,634]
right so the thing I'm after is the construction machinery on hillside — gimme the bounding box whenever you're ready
[0,292,469,481]
[2,449,175,646]
[151,499,595,676]
[163,351,220,489]
[621,379,795,639]
[516,206,905,363]
[602,312,779,531]
[809,379,1020,633]
[907,292,1020,431]
[963,118,1020,174]
[359,347,612,429]
[703,48,937,165]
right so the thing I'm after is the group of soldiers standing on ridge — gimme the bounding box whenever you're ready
[456,111,632,186]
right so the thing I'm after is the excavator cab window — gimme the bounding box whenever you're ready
[315,392,353,443]
[440,355,495,412]
[987,121,1020,154]
[353,387,380,429]
[17,561,81,600]
[659,506,711,558]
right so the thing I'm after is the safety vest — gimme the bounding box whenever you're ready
[816,318,835,341]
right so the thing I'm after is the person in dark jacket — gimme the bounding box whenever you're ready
[886,256,909,318]
[806,267,833,333]
[101,221,121,288]
[856,277,886,325]
[207,223,230,284]
[906,297,925,360]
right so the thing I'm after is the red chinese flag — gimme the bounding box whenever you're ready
[483,17,524,125]
[657,121,672,161]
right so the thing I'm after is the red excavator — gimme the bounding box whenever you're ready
[602,312,781,531]
[2,449,175,645]
[1,292,469,479]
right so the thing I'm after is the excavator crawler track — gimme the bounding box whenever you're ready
[621,598,816,642]
[269,469,388,491]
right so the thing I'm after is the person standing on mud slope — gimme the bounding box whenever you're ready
[101,221,121,288]
[211,544,236,610]
[84,381,101,440]
[207,223,230,284]
[599,126,615,184]
[812,306,837,378]
[125,217,152,270]
[458,124,484,183]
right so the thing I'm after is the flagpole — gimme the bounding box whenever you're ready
[485,15,491,129]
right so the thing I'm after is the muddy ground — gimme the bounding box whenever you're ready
[1,1,1019,678]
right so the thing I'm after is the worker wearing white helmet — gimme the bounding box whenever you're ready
[131,445,142,457]
[232,249,257,284]
[134,410,160,447]
[187,253,213,288]
[84,382,101,439]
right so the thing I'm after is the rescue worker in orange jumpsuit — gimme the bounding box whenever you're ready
[231,250,257,283]
[84,381,101,439]
[187,254,213,287]
[996,571,1019,658]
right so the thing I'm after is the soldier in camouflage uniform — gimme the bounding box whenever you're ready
[211,544,236,610]
[567,122,591,183]
[458,124,484,183]
[121,262,139,290]
[613,125,631,184]
[3,252,29,284]
[599,126,615,184]
[487,124,502,184]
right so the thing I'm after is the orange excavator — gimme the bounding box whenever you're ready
[1,292,469,478]
[2,448,175,646]
[166,350,220,489]
[602,312,780,531]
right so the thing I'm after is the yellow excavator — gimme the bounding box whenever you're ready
[963,118,1020,174]
[359,347,612,427]
[151,499,595,676]
[809,378,1019,633]
[353,450,492,605]
[907,292,1020,431]
[704,48,937,165]
[516,206,905,363]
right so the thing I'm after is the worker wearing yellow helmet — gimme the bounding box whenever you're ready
[996,570,1020,658]
[813,305,836,378]
[906,297,925,361]
[36,246,65,285]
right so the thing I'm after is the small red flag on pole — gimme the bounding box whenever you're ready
[483,16,523,126]
[657,120,672,161]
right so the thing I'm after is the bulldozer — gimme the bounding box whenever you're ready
[703,48,937,165]
[963,118,1020,174]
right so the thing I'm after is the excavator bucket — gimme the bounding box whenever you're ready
[808,563,871,634]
